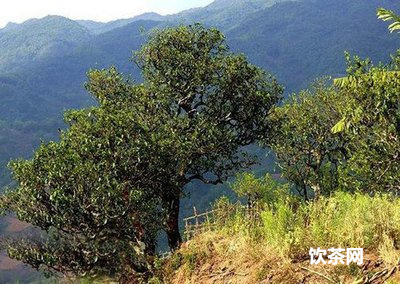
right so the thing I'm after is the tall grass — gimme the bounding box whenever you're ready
[167,186,400,283]
[215,191,400,263]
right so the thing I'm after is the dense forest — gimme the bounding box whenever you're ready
[1,0,400,283]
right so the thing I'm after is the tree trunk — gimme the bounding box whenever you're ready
[302,182,308,201]
[165,192,182,251]
[145,239,156,257]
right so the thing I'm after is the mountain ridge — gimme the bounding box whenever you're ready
[0,15,93,73]
[76,12,165,34]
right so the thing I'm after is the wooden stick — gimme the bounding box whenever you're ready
[300,266,338,284]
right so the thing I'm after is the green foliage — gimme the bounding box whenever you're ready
[0,70,164,279]
[169,253,184,271]
[271,49,400,198]
[268,81,348,200]
[304,192,400,249]
[377,7,400,33]
[231,172,291,206]
[0,24,282,279]
[134,23,282,249]
[214,175,297,243]
[332,54,400,193]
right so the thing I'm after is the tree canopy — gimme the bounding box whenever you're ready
[268,81,349,200]
[134,24,283,250]
[270,52,400,199]
[333,54,400,193]
[0,24,283,280]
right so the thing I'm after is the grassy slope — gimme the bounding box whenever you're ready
[163,192,400,283]
[167,231,400,283]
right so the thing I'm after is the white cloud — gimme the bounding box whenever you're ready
[0,0,214,28]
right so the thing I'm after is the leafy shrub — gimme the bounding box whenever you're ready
[231,173,295,208]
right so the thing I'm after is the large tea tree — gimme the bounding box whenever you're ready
[134,24,282,249]
[0,24,282,278]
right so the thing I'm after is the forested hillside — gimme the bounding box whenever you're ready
[227,0,400,90]
[0,15,93,73]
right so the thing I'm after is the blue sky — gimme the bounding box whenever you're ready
[0,0,214,28]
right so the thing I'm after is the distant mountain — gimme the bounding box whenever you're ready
[1,22,19,31]
[0,20,159,122]
[209,0,292,9]
[75,0,277,35]
[0,15,93,73]
[169,0,294,30]
[226,0,400,90]
[77,12,165,34]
